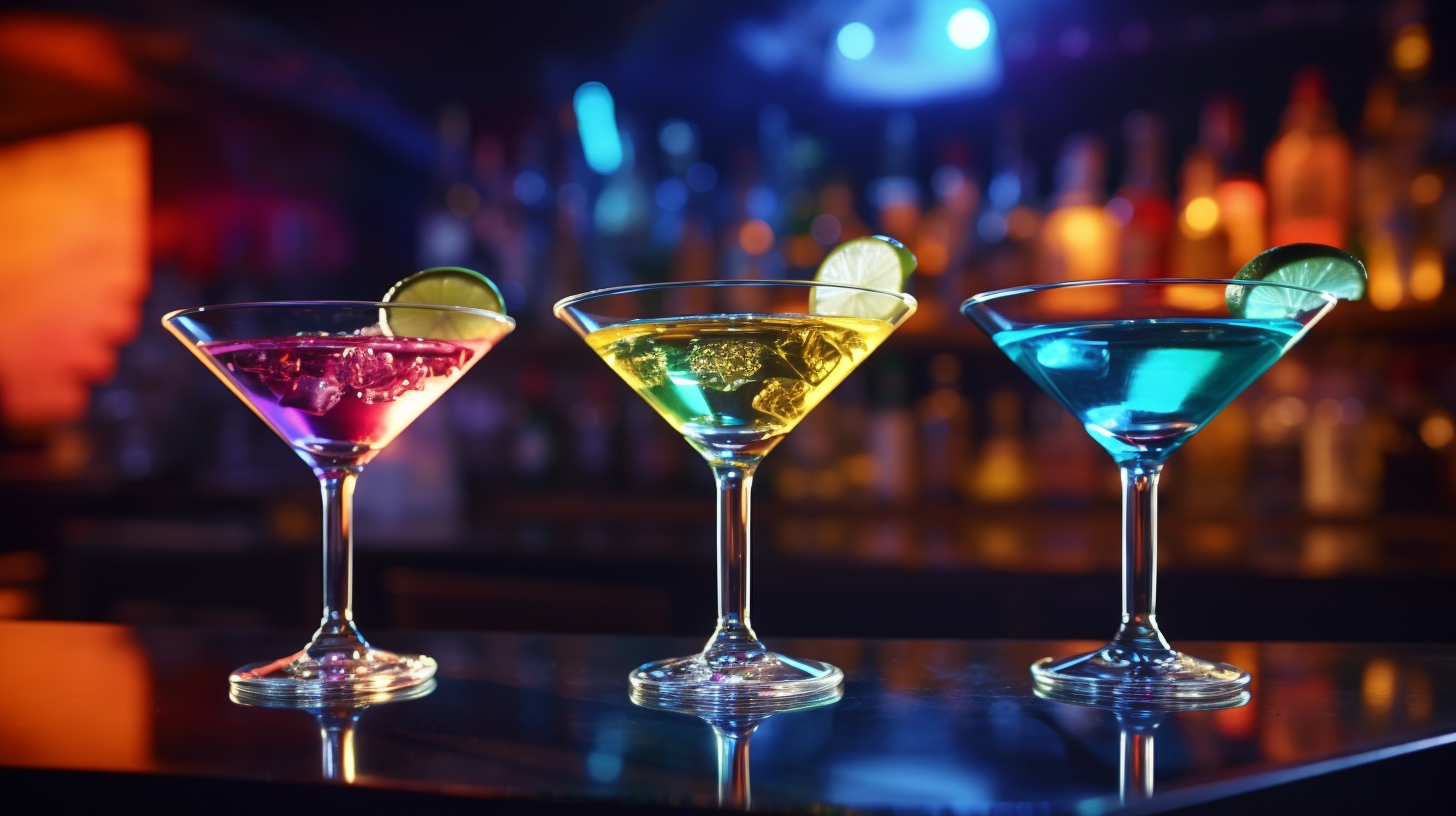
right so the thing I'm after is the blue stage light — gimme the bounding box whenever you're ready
[948,7,991,49]
[837,22,875,60]
[573,82,623,175]
[826,1,1000,105]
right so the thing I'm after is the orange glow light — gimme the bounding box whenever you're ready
[0,123,150,425]
[1362,230,1402,310]
[1181,196,1220,236]
[785,234,823,268]
[1391,24,1431,76]
[1410,172,1443,206]
[1410,247,1443,302]
[1216,179,1268,267]
[1419,413,1455,449]
[0,15,133,91]
[0,622,153,769]
[917,239,949,276]
[738,219,774,256]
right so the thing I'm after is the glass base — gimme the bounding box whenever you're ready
[1031,645,1250,710]
[230,646,437,704]
[629,652,844,712]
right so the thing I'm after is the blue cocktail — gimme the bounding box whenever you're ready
[964,274,1348,707]
[995,317,1304,463]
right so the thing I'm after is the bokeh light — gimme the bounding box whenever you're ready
[685,162,717,192]
[948,8,991,50]
[1410,172,1442,206]
[737,219,774,255]
[1391,23,1430,76]
[654,178,687,212]
[1182,196,1220,235]
[837,22,875,60]
[657,120,695,157]
[1419,413,1455,449]
[573,82,623,175]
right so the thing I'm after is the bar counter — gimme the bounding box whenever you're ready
[2,622,1453,813]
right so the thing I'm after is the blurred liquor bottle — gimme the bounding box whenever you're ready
[419,103,478,270]
[510,124,558,317]
[1375,355,1448,511]
[565,374,618,486]
[1203,95,1269,270]
[1168,146,1230,308]
[1038,135,1119,312]
[510,364,559,489]
[723,167,780,313]
[970,390,1030,503]
[781,181,824,275]
[471,134,532,315]
[868,358,917,502]
[832,372,876,500]
[1248,360,1311,513]
[874,113,932,332]
[918,144,980,328]
[970,111,1038,296]
[1177,399,1252,515]
[1027,393,1098,503]
[775,386,842,502]
[917,353,973,501]
[1169,102,1259,503]
[1265,69,1352,249]
[821,179,871,243]
[1355,2,1443,309]
[1303,392,1383,517]
[1111,112,1173,278]
[876,112,921,243]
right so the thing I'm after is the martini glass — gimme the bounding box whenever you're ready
[164,302,513,702]
[963,279,1335,707]
[556,281,915,709]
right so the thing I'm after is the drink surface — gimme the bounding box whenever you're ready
[201,334,492,463]
[994,317,1303,462]
[588,313,893,458]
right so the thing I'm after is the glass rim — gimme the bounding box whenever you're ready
[552,278,918,317]
[161,300,516,329]
[961,277,1340,310]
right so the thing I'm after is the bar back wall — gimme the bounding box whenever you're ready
[1,0,1453,643]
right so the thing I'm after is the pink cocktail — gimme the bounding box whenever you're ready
[164,302,513,703]
[202,335,494,465]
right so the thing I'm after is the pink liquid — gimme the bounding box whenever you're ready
[201,335,492,463]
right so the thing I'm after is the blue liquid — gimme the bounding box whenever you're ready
[995,317,1304,463]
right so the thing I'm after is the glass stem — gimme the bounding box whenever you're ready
[311,466,368,653]
[704,462,767,664]
[1118,722,1156,803]
[1111,460,1172,654]
[713,725,753,809]
[319,711,360,783]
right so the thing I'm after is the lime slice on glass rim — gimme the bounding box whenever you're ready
[1226,244,1367,319]
[808,235,916,319]
[381,266,507,339]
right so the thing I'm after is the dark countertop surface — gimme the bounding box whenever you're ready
[3,622,1455,813]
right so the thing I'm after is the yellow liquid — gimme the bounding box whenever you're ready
[588,313,894,458]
